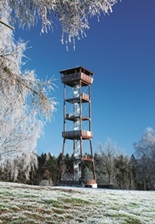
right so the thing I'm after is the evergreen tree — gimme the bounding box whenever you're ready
[114,155,130,189]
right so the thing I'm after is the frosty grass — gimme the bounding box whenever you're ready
[0,182,155,224]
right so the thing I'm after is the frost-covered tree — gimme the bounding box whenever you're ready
[134,128,155,190]
[1,0,118,48]
[0,3,56,181]
[95,139,131,189]
[95,139,119,185]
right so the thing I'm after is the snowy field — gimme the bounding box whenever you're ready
[0,182,155,224]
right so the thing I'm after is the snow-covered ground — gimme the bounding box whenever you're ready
[0,182,155,224]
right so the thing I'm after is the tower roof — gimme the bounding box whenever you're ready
[60,66,94,76]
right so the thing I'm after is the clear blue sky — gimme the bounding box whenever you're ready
[15,0,155,157]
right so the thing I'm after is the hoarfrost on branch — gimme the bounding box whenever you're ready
[1,0,118,47]
[0,2,56,180]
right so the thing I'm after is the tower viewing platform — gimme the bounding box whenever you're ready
[60,66,93,86]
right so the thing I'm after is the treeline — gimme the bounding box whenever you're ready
[95,130,155,191]
[95,151,154,190]
[1,128,155,190]
[0,153,60,186]
[0,152,154,190]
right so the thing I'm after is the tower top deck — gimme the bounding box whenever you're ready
[60,66,94,76]
[60,66,94,87]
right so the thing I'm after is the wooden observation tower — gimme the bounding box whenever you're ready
[60,66,96,187]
